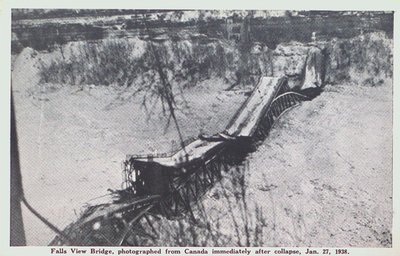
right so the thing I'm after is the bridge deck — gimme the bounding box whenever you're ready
[131,76,287,168]
[225,76,285,137]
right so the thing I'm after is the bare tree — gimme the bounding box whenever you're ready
[141,15,188,156]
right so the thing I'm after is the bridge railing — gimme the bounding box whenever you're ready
[126,137,198,160]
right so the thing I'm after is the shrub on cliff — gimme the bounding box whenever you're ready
[39,37,236,88]
[325,32,392,86]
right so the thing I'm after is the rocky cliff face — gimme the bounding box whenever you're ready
[17,31,391,98]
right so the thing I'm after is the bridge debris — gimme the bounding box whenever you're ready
[301,46,325,89]
[51,74,312,246]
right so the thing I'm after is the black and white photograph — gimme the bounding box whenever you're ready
[7,6,395,252]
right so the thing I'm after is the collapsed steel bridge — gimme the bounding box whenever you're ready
[50,76,312,246]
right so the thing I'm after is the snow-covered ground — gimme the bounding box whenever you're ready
[236,84,392,247]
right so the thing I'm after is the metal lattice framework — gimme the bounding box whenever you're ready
[50,195,160,246]
[51,78,311,246]
[161,152,227,217]
[253,92,310,140]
